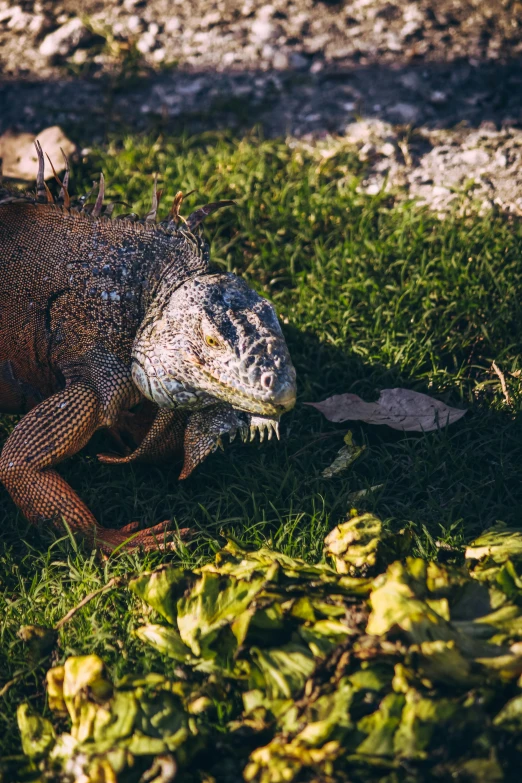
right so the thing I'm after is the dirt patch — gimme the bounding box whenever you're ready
[1,0,521,213]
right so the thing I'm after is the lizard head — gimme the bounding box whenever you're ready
[132,272,296,418]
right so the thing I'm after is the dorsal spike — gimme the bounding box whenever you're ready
[44,182,54,203]
[59,148,71,206]
[34,141,47,203]
[45,153,70,209]
[169,190,185,225]
[91,172,105,218]
[78,182,96,209]
[145,173,160,223]
[104,202,116,217]
[186,200,235,232]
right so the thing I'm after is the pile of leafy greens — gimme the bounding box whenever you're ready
[8,515,522,783]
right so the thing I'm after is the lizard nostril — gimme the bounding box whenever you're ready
[261,372,274,390]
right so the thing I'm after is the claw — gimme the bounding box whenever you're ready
[229,429,237,443]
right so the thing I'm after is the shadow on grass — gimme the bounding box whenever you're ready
[1,324,521,565]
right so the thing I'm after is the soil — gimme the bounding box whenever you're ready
[1,0,521,212]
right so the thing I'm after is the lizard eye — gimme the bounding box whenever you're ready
[205,334,222,349]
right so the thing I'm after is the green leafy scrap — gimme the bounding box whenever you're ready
[13,517,522,782]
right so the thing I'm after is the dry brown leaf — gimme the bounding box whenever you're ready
[0,126,76,180]
[305,388,466,432]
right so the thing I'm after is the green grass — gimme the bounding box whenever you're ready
[2,131,522,757]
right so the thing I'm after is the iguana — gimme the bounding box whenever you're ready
[0,145,296,552]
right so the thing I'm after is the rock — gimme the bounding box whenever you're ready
[200,11,221,29]
[251,5,279,42]
[400,21,422,39]
[251,18,277,42]
[127,16,145,34]
[137,23,160,54]
[0,126,76,181]
[289,52,309,70]
[39,18,89,59]
[460,148,489,166]
[165,17,181,34]
[152,48,166,63]
[272,51,288,69]
[381,142,396,157]
[429,91,448,105]
[387,102,420,124]
[400,72,422,92]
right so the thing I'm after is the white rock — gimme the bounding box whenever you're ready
[461,148,489,165]
[251,18,277,41]
[200,11,221,28]
[127,15,144,34]
[165,17,181,33]
[6,6,34,32]
[222,51,236,65]
[403,4,424,23]
[272,50,288,68]
[401,21,421,38]
[39,18,88,58]
[0,126,76,180]
[257,4,275,19]
[152,48,166,62]
[381,142,396,157]
[137,24,160,54]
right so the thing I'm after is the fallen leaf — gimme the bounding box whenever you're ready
[305,388,466,432]
[0,126,76,180]
[465,524,522,564]
[321,430,365,478]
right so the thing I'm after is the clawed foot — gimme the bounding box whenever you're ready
[96,520,194,553]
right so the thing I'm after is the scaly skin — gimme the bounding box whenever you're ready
[0,151,296,552]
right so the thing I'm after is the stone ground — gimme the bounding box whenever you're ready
[0,0,522,212]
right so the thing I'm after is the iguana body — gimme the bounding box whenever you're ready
[0,150,296,551]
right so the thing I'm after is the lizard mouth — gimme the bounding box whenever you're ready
[197,369,295,417]
[133,356,294,417]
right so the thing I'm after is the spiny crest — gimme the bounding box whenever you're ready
[29,142,235,233]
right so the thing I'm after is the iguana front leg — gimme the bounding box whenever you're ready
[97,403,249,479]
[0,382,184,552]
[98,407,188,466]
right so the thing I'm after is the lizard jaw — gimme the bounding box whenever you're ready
[180,407,282,479]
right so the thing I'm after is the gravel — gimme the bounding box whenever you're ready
[0,0,521,213]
